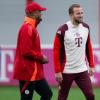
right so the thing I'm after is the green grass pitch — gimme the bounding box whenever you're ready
[0,86,100,100]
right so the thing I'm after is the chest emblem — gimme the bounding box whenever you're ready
[74,33,82,47]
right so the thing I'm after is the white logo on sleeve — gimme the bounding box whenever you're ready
[57,31,61,34]
[25,90,30,95]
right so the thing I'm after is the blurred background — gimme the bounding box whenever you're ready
[0,0,100,100]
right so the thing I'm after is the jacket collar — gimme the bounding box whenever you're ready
[24,16,37,28]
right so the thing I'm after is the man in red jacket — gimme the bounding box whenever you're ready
[13,2,52,100]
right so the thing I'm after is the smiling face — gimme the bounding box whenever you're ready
[71,7,83,24]
[69,4,84,25]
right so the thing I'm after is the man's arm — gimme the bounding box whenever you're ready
[54,24,67,82]
[53,33,63,83]
[54,33,62,73]
[86,33,95,76]
[19,25,47,63]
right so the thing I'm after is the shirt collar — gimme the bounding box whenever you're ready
[24,16,37,28]
[68,21,81,28]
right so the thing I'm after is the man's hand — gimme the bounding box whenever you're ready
[89,68,95,76]
[42,55,49,64]
[55,72,63,83]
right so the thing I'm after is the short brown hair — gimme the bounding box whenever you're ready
[69,4,80,15]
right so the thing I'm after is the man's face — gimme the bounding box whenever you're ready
[32,10,42,22]
[71,7,83,23]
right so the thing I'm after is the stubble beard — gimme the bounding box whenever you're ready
[75,18,83,24]
[36,17,42,24]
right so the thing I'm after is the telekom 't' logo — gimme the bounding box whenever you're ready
[75,37,82,47]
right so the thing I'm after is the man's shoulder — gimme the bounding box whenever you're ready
[20,22,36,31]
[57,23,68,34]
[21,22,33,28]
[81,22,90,29]
[18,23,37,37]
[20,23,29,30]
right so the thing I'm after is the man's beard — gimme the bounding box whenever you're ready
[75,18,83,24]
[36,17,42,24]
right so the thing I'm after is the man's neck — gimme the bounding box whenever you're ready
[71,20,79,27]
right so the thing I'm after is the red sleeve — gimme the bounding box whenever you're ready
[53,33,62,73]
[19,24,43,61]
[86,34,95,68]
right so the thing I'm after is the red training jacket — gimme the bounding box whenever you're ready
[13,17,45,81]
